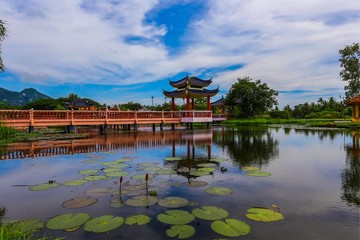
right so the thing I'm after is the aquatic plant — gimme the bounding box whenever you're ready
[192,206,229,220]
[166,225,195,239]
[62,196,97,209]
[125,214,151,225]
[46,213,90,230]
[84,215,124,233]
[246,207,284,222]
[158,197,189,208]
[157,210,195,225]
[205,187,233,196]
[211,218,250,237]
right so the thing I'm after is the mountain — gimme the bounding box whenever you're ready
[0,87,52,106]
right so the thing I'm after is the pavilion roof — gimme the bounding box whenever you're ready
[163,87,219,98]
[169,75,213,88]
[211,96,225,106]
[346,94,360,105]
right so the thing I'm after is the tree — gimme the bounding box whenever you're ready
[339,43,360,99]
[23,98,65,110]
[225,77,278,117]
[0,19,7,72]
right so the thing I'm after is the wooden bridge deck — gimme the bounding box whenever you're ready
[0,110,226,128]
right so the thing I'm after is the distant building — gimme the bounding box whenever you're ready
[346,94,360,122]
[65,99,97,110]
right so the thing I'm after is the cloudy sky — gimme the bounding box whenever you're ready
[0,0,359,107]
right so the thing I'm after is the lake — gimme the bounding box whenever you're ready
[0,126,359,239]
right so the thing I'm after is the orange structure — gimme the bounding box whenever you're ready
[163,74,219,111]
[346,94,360,122]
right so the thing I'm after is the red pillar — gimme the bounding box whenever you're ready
[207,96,211,110]
[171,97,175,111]
[191,98,195,110]
[186,95,190,111]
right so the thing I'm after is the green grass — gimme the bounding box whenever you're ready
[222,118,359,130]
[0,123,18,144]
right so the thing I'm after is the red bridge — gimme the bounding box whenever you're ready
[0,110,227,131]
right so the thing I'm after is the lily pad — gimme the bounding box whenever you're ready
[205,187,233,196]
[144,167,162,171]
[209,158,227,162]
[29,182,61,191]
[246,170,271,177]
[192,206,229,220]
[131,174,154,181]
[158,197,189,208]
[10,218,45,233]
[242,166,260,171]
[62,196,98,209]
[81,159,99,164]
[63,179,88,186]
[84,175,110,181]
[197,163,218,168]
[103,168,121,173]
[211,218,250,237]
[166,225,195,239]
[79,169,99,175]
[115,159,132,163]
[125,196,159,207]
[189,171,211,177]
[84,215,124,233]
[125,214,151,225]
[86,188,115,197]
[106,171,129,177]
[164,157,183,161]
[156,169,177,175]
[197,167,216,172]
[246,208,284,222]
[108,163,129,168]
[110,199,124,208]
[46,213,91,230]
[157,210,195,225]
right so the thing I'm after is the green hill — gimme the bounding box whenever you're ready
[0,87,52,106]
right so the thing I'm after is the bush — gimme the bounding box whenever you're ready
[268,110,290,119]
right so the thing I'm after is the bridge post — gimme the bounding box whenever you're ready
[160,123,164,131]
[28,126,34,133]
[152,124,156,131]
[134,124,138,130]
[171,123,175,130]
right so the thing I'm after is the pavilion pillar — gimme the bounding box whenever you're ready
[171,97,175,111]
[207,96,211,111]
[191,98,195,110]
[186,95,190,111]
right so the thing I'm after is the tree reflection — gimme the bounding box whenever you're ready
[342,131,360,207]
[213,127,278,167]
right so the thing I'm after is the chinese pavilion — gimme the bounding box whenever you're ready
[163,75,219,111]
[211,95,226,114]
[346,94,360,122]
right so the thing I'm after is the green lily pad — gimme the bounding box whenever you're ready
[246,208,284,222]
[46,213,91,230]
[157,210,195,225]
[29,182,61,191]
[209,158,227,162]
[125,214,151,225]
[101,161,116,166]
[205,187,233,196]
[86,188,115,197]
[108,163,129,168]
[131,174,154,181]
[246,170,271,177]
[64,225,81,232]
[115,159,132,163]
[144,167,162,171]
[84,215,124,233]
[158,197,189,208]
[125,196,159,207]
[9,218,45,233]
[106,171,129,177]
[166,225,195,239]
[110,199,124,208]
[242,166,260,171]
[63,179,88,186]
[164,157,183,161]
[197,167,216,172]
[84,175,110,181]
[192,206,229,220]
[197,163,218,168]
[79,169,99,175]
[62,196,98,209]
[211,218,250,237]
[103,168,121,173]
[156,169,177,175]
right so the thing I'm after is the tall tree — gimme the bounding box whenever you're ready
[339,43,360,99]
[0,19,7,72]
[225,77,278,117]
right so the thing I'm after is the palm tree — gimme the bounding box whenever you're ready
[0,19,7,72]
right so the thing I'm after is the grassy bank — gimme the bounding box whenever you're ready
[0,123,18,144]
[222,118,360,130]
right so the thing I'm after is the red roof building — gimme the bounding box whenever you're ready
[346,94,360,122]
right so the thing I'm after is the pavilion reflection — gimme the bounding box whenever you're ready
[0,129,213,160]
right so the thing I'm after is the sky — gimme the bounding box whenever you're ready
[0,0,359,108]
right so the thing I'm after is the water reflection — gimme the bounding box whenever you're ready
[342,131,360,207]
[213,127,279,167]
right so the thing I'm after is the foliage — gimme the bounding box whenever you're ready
[23,98,65,110]
[339,43,360,99]
[0,19,6,72]
[118,101,143,111]
[0,122,17,144]
[225,77,278,117]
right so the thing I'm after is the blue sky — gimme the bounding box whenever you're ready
[0,0,359,107]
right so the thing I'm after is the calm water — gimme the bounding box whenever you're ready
[0,126,359,239]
